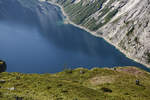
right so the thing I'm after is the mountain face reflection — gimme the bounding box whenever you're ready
[0,0,148,73]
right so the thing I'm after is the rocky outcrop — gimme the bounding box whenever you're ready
[98,0,150,67]
[0,60,7,72]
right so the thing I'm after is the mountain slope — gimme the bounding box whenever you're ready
[47,0,150,68]
[0,67,150,100]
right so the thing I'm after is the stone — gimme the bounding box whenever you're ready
[0,80,6,84]
[8,87,15,91]
[80,70,85,74]
[101,87,112,93]
[0,60,7,73]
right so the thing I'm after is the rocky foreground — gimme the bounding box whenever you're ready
[0,66,150,100]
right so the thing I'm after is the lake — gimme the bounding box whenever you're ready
[0,0,149,73]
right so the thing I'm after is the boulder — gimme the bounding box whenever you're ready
[0,60,7,73]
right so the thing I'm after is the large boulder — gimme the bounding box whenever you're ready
[0,60,7,73]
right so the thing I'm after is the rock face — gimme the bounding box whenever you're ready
[47,0,150,67]
[98,0,150,67]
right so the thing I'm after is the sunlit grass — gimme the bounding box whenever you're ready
[0,66,150,100]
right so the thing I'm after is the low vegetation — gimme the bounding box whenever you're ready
[0,66,150,100]
[49,0,117,31]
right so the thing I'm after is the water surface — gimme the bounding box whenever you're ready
[0,0,149,73]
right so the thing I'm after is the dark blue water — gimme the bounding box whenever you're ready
[0,0,149,73]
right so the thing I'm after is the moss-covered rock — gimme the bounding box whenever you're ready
[0,60,7,73]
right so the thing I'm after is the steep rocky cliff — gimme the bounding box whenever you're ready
[46,0,150,68]
[98,0,150,67]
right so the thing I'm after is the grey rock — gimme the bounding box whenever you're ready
[0,80,6,84]
[98,0,150,67]
[48,0,150,67]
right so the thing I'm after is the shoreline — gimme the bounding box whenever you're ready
[47,1,150,69]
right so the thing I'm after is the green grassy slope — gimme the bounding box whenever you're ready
[0,66,150,100]
[48,0,118,31]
